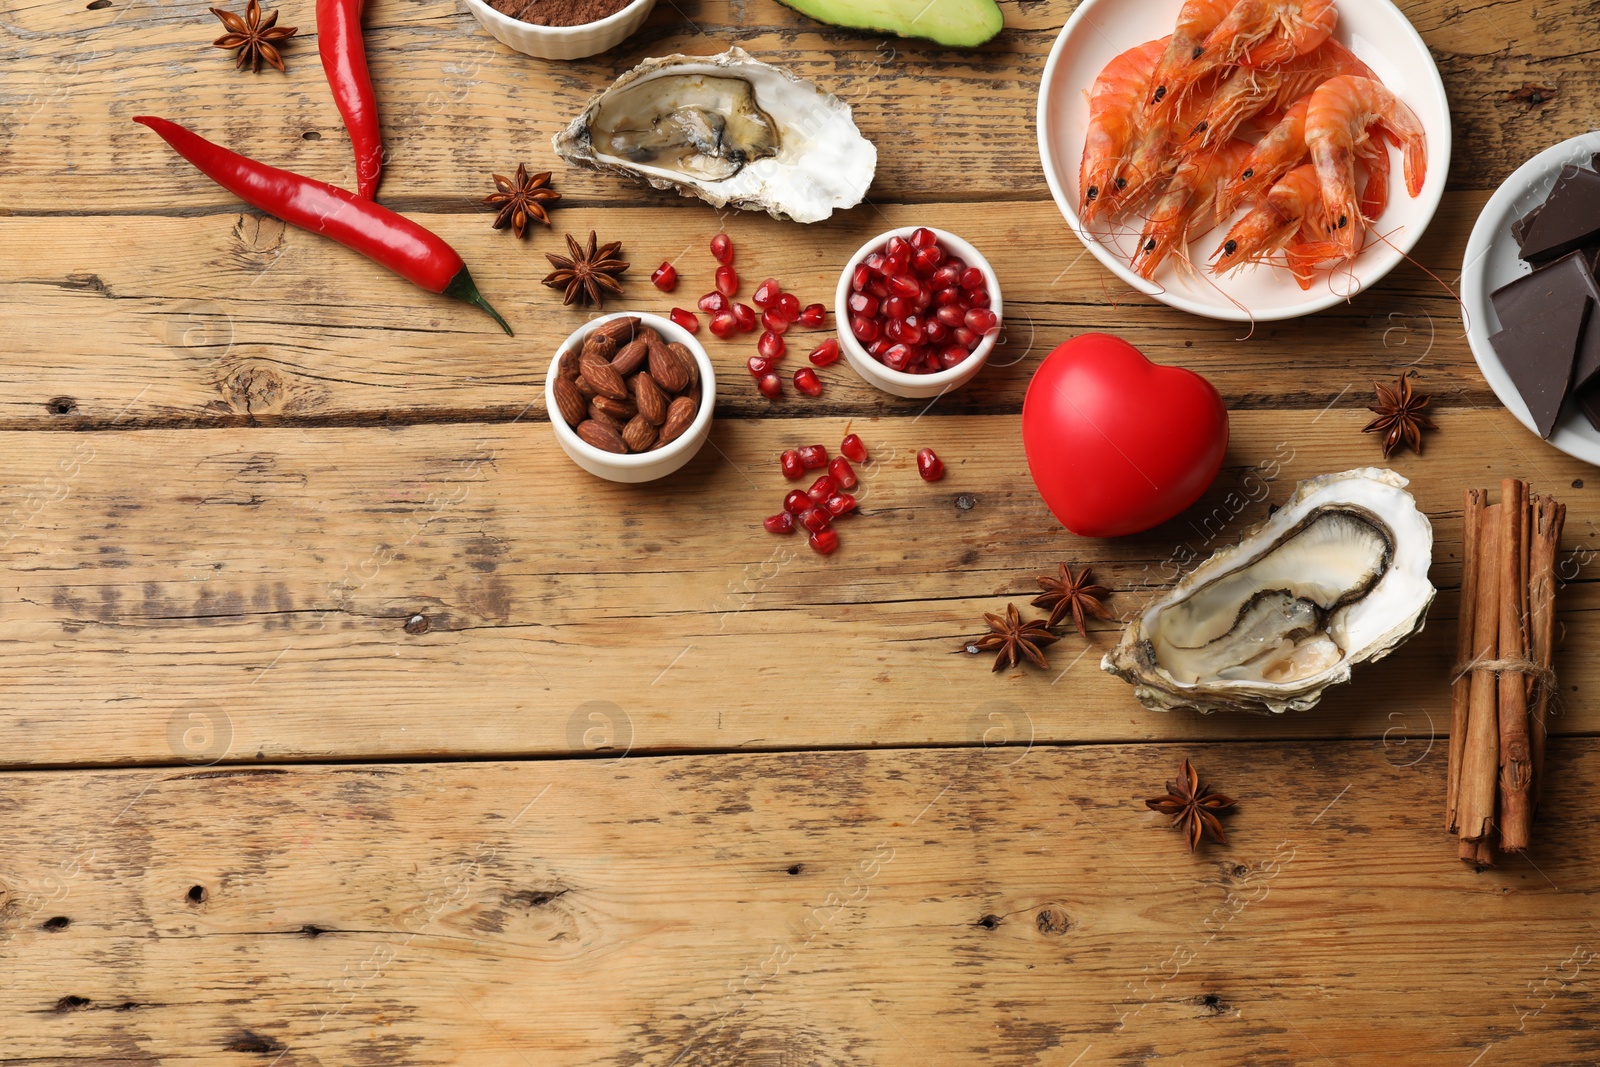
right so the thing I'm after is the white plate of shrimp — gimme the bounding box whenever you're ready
[1037,0,1451,321]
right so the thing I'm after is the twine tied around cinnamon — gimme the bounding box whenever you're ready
[1449,655,1557,692]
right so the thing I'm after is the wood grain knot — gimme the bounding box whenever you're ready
[40,916,69,931]
[53,995,90,1012]
[216,363,289,418]
[976,914,1002,930]
[403,613,430,635]
[225,1031,286,1054]
[46,396,76,416]
[1035,909,1070,936]
[187,885,207,905]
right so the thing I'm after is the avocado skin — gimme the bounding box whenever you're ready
[777,0,1003,47]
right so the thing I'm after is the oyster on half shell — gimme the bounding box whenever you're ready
[553,49,877,224]
[1103,468,1435,715]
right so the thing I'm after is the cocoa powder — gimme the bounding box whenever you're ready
[490,0,632,27]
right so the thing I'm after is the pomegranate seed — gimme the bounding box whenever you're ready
[828,456,857,488]
[715,264,739,297]
[968,291,991,310]
[884,317,912,345]
[887,235,912,259]
[910,227,938,249]
[824,493,856,517]
[748,355,774,377]
[887,273,921,299]
[800,303,827,327]
[959,266,985,290]
[808,338,840,366]
[929,264,961,290]
[944,257,966,275]
[710,233,734,265]
[776,293,801,323]
[669,307,700,333]
[851,316,880,343]
[866,278,891,300]
[885,295,912,321]
[758,373,782,399]
[807,475,837,502]
[867,338,892,358]
[651,262,678,291]
[840,434,868,463]
[965,308,999,333]
[883,344,913,371]
[764,512,794,534]
[758,330,786,359]
[916,447,945,481]
[699,291,729,314]
[936,304,966,328]
[809,528,840,555]
[939,346,969,369]
[797,444,828,469]
[852,264,871,292]
[784,489,811,513]
[935,287,963,307]
[849,292,879,317]
[709,311,737,338]
[801,507,831,533]
[924,318,949,344]
[733,303,757,332]
[761,307,789,334]
[864,252,888,274]
[753,278,782,307]
[954,326,980,348]
[780,450,805,479]
[793,367,823,397]
[912,246,945,275]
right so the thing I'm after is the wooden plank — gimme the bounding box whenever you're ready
[0,409,1594,766]
[0,195,1485,429]
[0,0,1591,215]
[1,742,1597,1064]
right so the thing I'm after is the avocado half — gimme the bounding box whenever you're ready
[777,0,1004,47]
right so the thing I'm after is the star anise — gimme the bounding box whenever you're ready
[484,165,561,239]
[1032,563,1113,638]
[543,231,629,309]
[964,603,1059,672]
[209,0,297,73]
[1363,374,1437,459]
[1145,759,1236,851]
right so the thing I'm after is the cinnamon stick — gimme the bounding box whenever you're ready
[1458,503,1501,848]
[1447,488,1485,833]
[1498,481,1534,851]
[1528,494,1565,806]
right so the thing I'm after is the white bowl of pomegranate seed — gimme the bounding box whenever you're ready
[546,311,716,483]
[835,226,1002,399]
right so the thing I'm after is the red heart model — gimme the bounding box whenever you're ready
[1022,333,1228,538]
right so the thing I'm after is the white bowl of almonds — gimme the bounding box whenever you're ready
[546,312,716,483]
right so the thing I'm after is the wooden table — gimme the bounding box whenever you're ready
[2,0,1597,1061]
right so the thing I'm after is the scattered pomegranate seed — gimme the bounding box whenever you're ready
[807,475,837,503]
[715,264,739,297]
[758,330,786,359]
[748,355,774,376]
[824,493,856,517]
[808,338,840,366]
[776,293,801,323]
[709,311,737,338]
[828,456,856,488]
[710,233,734,265]
[809,529,839,555]
[761,307,789,335]
[784,489,811,513]
[910,227,938,249]
[797,444,828,469]
[841,433,868,463]
[800,303,827,327]
[699,291,729,314]
[732,303,757,332]
[916,447,945,481]
[800,507,831,533]
[669,307,700,333]
[793,367,823,397]
[651,262,678,291]
[757,373,782,399]
[753,278,782,308]
[764,512,794,534]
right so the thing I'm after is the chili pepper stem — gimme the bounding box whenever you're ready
[444,267,513,336]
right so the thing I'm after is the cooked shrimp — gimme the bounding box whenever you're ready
[1080,37,1167,223]
[1146,0,1238,111]
[1111,78,1218,219]
[1131,138,1254,278]
[1305,74,1427,256]
[1209,163,1325,272]
[1201,0,1337,69]
[1219,92,1391,216]
[1181,38,1370,156]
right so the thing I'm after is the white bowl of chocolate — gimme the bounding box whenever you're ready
[546,312,716,483]
[461,0,654,61]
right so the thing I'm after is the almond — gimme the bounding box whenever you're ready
[552,375,587,427]
[576,419,628,454]
[658,395,697,445]
[667,342,700,388]
[591,393,637,421]
[593,316,640,345]
[632,371,667,425]
[556,346,582,380]
[611,338,649,377]
[587,403,625,433]
[648,339,690,393]
[622,414,658,452]
[581,331,618,364]
[638,325,661,346]
[580,351,628,400]
[575,375,598,398]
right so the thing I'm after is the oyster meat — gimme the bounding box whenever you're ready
[553,49,877,224]
[1103,468,1435,715]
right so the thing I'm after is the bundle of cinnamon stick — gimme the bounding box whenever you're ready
[1445,479,1565,865]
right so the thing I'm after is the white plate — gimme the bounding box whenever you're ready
[1462,131,1600,467]
[1037,0,1451,321]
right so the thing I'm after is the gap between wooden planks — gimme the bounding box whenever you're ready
[0,741,1596,1065]
[0,409,1594,767]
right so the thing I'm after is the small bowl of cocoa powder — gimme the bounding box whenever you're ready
[462,0,654,61]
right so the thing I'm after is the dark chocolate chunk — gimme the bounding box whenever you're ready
[1511,202,1542,248]
[1519,164,1600,263]
[1493,251,1600,392]
[1489,265,1591,438]
[1577,378,1600,434]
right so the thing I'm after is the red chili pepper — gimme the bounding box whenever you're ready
[134,116,510,335]
[316,0,383,200]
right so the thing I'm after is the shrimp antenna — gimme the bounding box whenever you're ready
[1363,223,1469,336]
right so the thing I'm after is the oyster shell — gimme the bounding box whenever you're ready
[553,49,877,224]
[1103,468,1435,715]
